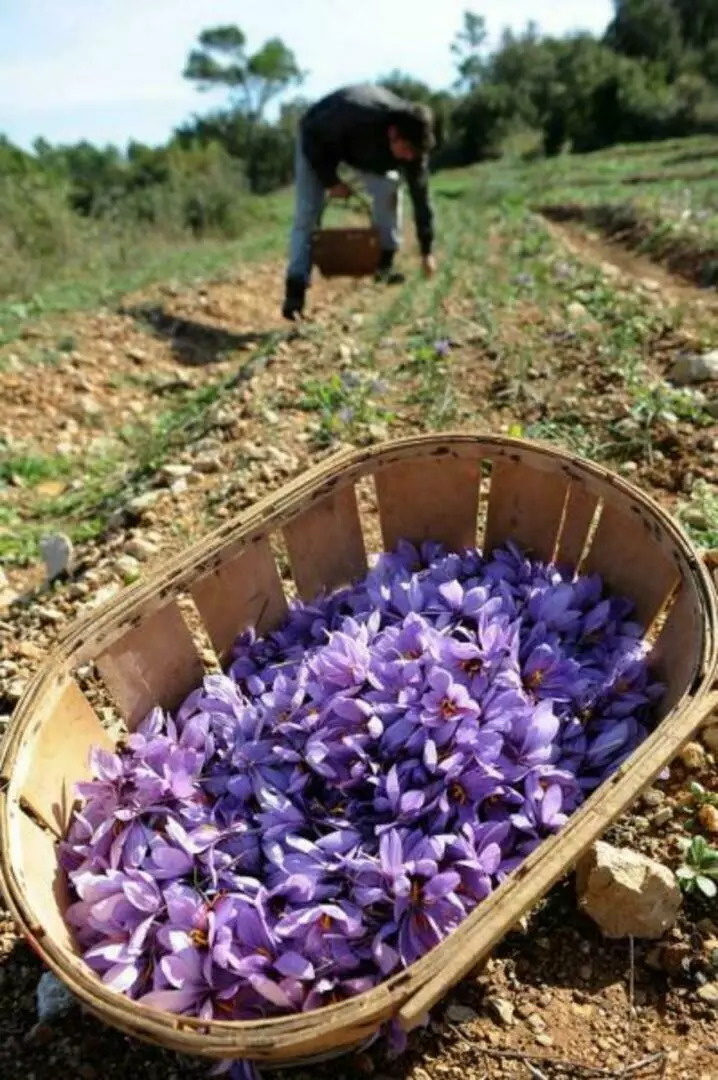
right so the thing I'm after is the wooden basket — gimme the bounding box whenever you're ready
[2,434,717,1068]
[311,224,381,277]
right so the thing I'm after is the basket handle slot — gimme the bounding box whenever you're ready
[483,457,568,563]
[12,679,113,837]
[375,456,481,553]
[283,483,367,601]
[95,601,205,730]
[555,484,601,569]
[581,501,681,630]
[191,537,288,665]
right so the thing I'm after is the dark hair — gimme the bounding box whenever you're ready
[395,103,435,154]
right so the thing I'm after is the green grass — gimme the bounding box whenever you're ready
[0,189,293,346]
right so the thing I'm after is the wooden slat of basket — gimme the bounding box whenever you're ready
[484,457,568,562]
[17,679,112,836]
[13,807,77,952]
[375,457,481,553]
[555,482,600,568]
[283,484,367,601]
[651,581,705,714]
[583,501,680,629]
[95,601,205,729]
[191,537,288,664]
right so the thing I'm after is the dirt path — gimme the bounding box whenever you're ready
[541,214,718,312]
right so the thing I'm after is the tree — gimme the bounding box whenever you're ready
[183,25,304,125]
[673,0,718,50]
[605,0,683,73]
[451,11,488,91]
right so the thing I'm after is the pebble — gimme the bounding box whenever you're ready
[485,996,515,1027]
[17,641,45,661]
[653,807,673,827]
[696,982,718,1004]
[160,462,193,481]
[446,1004,478,1024]
[36,971,75,1021]
[194,453,223,474]
[127,346,149,363]
[113,554,141,583]
[170,477,188,495]
[680,742,706,770]
[125,537,158,561]
[526,1013,546,1033]
[578,963,593,981]
[126,490,161,515]
[36,605,64,625]
[698,804,718,833]
[670,350,718,385]
[39,532,74,582]
[535,1033,553,1047]
[641,788,665,808]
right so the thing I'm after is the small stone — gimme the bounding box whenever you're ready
[446,1004,479,1024]
[680,742,706,770]
[127,346,148,363]
[78,395,103,420]
[670,351,718,385]
[578,963,593,981]
[337,343,353,362]
[642,788,665,808]
[535,1033,553,1047]
[114,554,141,584]
[159,463,192,481]
[526,1013,546,1033]
[514,1002,533,1020]
[126,490,160,516]
[36,971,75,1021]
[706,398,718,419]
[36,605,64,625]
[486,996,515,1027]
[696,982,718,1005]
[653,807,673,827]
[698,805,718,833]
[6,678,27,704]
[39,532,73,582]
[576,841,682,939]
[170,477,188,495]
[194,453,223,474]
[125,537,158,561]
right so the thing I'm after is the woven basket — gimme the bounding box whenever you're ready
[311,224,381,277]
[2,434,717,1067]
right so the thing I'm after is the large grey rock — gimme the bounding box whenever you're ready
[577,841,682,939]
[39,533,74,582]
[670,350,718,385]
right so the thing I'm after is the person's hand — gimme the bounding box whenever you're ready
[328,182,353,199]
[421,254,437,278]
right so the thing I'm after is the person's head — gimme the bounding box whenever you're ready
[388,103,435,161]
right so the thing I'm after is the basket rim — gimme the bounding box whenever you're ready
[1,432,717,1060]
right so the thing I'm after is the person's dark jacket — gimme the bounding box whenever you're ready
[300,85,434,255]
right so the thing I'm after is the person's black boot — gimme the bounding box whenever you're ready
[282,276,307,321]
[374,249,405,285]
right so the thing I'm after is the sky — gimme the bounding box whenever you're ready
[0,0,614,151]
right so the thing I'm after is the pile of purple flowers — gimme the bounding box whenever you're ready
[61,540,662,1029]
